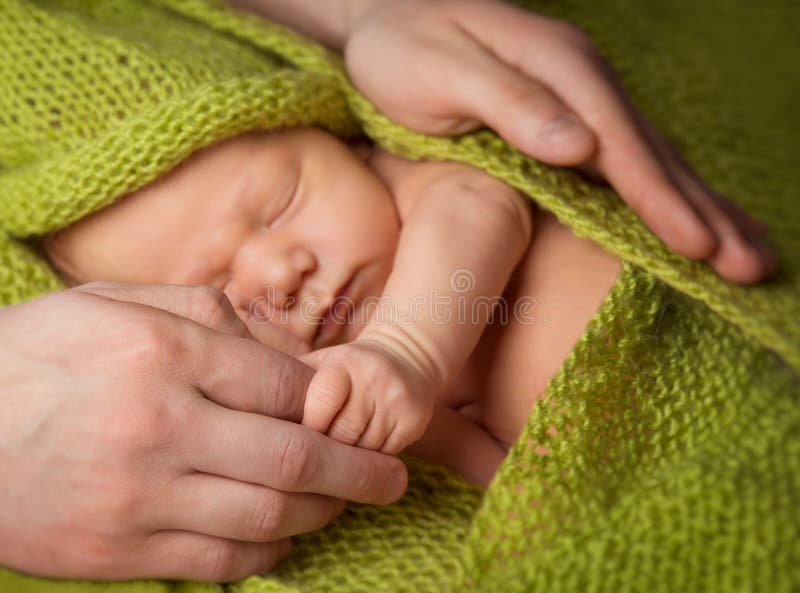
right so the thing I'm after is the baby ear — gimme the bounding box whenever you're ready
[345,136,374,161]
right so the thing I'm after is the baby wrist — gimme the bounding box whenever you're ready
[356,328,447,394]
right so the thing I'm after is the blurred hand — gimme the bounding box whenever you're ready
[344,0,775,283]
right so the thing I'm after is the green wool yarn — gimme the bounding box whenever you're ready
[1,1,798,592]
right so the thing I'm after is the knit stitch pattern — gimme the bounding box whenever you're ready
[0,1,798,592]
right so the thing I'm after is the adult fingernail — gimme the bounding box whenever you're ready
[259,539,293,576]
[674,207,716,258]
[754,237,778,277]
[542,114,590,144]
[273,539,293,567]
[387,464,408,501]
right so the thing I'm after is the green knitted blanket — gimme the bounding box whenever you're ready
[1,1,798,591]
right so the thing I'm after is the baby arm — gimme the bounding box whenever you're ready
[302,150,532,454]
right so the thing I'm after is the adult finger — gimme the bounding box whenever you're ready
[152,472,345,542]
[711,192,768,237]
[246,321,312,357]
[131,531,292,582]
[561,62,774,282]
[462,7,718,259]
[184,397,407,504]
[71,282,312,419]
[233,300,312,357]
[552,58,716,259]
[72,282,250,337]
[689,187,776,283]
[73,281,318,354]
[638,116,770,241]
[186,325,315,421]
[446,39,597,166]
[638,125,776,282]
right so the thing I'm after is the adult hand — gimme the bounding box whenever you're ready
[0,283,406,582]
[342,0,774,283]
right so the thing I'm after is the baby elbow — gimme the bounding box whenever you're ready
[453,175,533,250]
[501,189,534,249]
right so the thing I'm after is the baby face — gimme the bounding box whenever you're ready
[44,128,400,348]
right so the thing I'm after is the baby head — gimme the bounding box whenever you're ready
[44,128,400,348]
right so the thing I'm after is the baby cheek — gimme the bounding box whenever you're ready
[374,231,399,270]
[363,215,399,292]
[322,196,398,262]
[365,202,401,255]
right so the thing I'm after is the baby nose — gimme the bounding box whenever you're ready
[266,247,317,305]
[290,247,317,276]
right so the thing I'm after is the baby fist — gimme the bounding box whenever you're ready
[301,341,435,454]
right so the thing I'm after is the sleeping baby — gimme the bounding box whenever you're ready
[40,127,746,485]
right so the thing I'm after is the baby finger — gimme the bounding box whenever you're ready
[302,366,350,434]
[326,395,375,446]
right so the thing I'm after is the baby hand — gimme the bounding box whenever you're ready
[300,341,435,454]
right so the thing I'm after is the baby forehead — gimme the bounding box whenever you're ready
[232,127,380,182]
[255,127,370,156]
[229,127,393,210]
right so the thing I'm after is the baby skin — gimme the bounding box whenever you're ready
[44,128,623,485]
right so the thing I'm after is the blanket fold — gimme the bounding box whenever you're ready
[1,1,798,592]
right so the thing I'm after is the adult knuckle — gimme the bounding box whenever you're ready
[106,410,152,454]
[190,286,243,334]
[120,316,185,376]
[71,533,121,578]
[202,540,243,582]
[350,459,378,501]
[101,477,147,531]
[247,494,286,541]
[276,429,319,489]
[101,390,183,454]
[121,317,165,355]
[496,77,542,109]
[270,355,305,417]
[553,20,596,52]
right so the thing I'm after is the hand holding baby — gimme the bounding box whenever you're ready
[342,0,775,283]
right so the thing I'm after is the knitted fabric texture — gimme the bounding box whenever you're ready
[1,1,798,592]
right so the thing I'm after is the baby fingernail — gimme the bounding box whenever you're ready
[542,114,589,143]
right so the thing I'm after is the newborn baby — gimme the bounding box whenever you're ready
[43,127,628,485]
